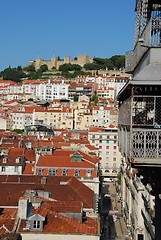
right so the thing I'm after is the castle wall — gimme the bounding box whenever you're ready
[30,54,93,70]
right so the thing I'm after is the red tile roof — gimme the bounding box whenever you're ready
[37,154,95,168]
[25,149,36,161]
[23,163,34,175]
[0,176,94,209]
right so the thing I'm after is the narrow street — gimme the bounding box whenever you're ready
[100,180,128,240]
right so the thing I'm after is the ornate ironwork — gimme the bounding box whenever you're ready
[119,128,161,161]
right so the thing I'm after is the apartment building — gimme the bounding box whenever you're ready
[88,126,122,175]
[12,108,34,130]
[34,107,73,129]
[0,115,12,130]
[92,106,112,128]
[36,80,69,101]
[7,79,69,102]
[97,86,115,101]
[69,82,96,100]
[95,75,128,99]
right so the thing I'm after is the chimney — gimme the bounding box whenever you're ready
[18,197,29,219]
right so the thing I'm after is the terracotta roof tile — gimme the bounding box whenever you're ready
[25,149,36,161]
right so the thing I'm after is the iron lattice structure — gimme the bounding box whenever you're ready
[134,0,161,46]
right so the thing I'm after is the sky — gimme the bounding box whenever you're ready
[0,0,136,71]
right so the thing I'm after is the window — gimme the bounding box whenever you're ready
[99,140,102,143]
[113,158,116,161]
[2,166,5,172]
[106,146,109,149]
[113,146,117,150]
[15,157,20,163]
[86,169,91,177]
[106,151,109,155]
[74,169,80,177]
[38,168,42,176]
[113,163,116,168]
[33,220,41,229]
[15,166,18,172]
[113,152,116,156]
[106,140,109,144]
[62,169,67,176]
[3,158,7,163]
[99,146,102,149]
[48,168,57,176]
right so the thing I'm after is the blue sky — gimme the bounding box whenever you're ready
[0,0,136,71]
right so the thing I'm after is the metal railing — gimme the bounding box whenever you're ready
[119,127,161,162]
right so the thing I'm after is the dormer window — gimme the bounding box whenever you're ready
[33,220,41,229]
[86,169,91,177]
[71,152,82,162]
[3,157,7,164]
[62,169,67,176]
[28,213,45,231]
[74,169,80,177]
[15,157,20,163]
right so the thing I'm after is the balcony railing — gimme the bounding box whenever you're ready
[119,127,161,166]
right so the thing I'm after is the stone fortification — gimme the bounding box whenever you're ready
[29,54,93,70]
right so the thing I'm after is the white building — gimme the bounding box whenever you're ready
[12,109,33,130]
[88,126,122,175]
[36,80,69,101]
[92,106,112,128]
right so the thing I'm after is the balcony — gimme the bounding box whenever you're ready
[118,95,161,166]
[119,128,161,166]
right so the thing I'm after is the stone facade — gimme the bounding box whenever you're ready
[29,54,93,70]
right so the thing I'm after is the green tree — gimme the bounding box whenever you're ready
[23,65,36,72]
[115,55,125,69]
[59,63,82,72]
[30,69,42,79]
[39,64,48,72]
[83,63,100,70]
[13,129,24,134]
[71,64,82,71]
[91,92,98,106]
[1,67,26,82]
[17,66,22,71]
[110,55,125,69]
[93,57,105,65]
[74,95,79,102]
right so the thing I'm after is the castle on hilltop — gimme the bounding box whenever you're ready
[29,54,93,70]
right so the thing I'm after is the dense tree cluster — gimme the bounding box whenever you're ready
[0,55,125,82]
[84,55,125,71]
[1,66,26,82]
